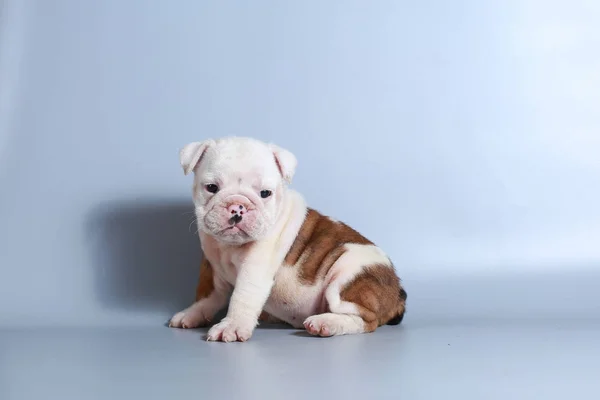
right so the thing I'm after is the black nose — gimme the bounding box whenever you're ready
[229,214,243,225]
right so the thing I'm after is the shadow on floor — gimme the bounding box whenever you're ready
[86,198,201,315]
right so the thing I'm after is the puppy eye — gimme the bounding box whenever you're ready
[205,184,219,194]
[260,190,272,199]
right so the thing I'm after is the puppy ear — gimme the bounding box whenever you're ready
[269,143,297,184]
[180,140,214,175]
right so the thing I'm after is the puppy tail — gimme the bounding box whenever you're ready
[386,286,407,326]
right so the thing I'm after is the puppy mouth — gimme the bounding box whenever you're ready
[218,225,248,236]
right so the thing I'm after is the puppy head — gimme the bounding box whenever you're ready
[180,137,297,245]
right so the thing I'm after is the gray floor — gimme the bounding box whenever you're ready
[3,318,600,400]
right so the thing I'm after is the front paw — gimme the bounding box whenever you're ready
[206,318,254,342]
[168,305,210,329]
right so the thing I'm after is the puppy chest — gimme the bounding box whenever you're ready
[203,252,240,286]
[202,242,250,285]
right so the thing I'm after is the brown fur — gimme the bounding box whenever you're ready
[284,208,373,284]
[258,311,285,323]
[340,264,407,331]
[194,257,215,302]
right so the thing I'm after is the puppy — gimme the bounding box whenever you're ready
[169,137,407,342]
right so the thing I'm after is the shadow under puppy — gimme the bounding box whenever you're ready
[169,137,407,342]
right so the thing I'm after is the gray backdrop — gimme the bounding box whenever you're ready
[1,0,600,329]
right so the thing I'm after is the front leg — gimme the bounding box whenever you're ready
[207,265,274,342]
[169,258,231,329]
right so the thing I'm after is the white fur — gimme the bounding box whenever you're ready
[263,265,327,329]
[304,313,366,336]
[203,189,308,341]
[170,137,389,342]
[268,143,297,184]
[186,137,297,245]
[180,140,215,175]
[184,137,305,341]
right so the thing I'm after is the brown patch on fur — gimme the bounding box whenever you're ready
[258,311,286,324]
[194,256,215,302]
[258,311,270,321]
[284,209,373,284]
[340,264,407,331]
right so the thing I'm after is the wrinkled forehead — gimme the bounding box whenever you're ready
[198,140,281,186]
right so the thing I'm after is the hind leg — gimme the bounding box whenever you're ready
[302,246,405,337]
[302,282,380,337]
[304,313,376,337]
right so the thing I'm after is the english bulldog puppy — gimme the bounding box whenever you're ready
[169,137,407,342]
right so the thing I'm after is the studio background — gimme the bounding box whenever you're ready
[1,0,599,329]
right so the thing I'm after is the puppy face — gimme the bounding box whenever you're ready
[180,137,297,245]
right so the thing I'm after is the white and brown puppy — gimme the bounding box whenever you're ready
[169,137,407,342]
